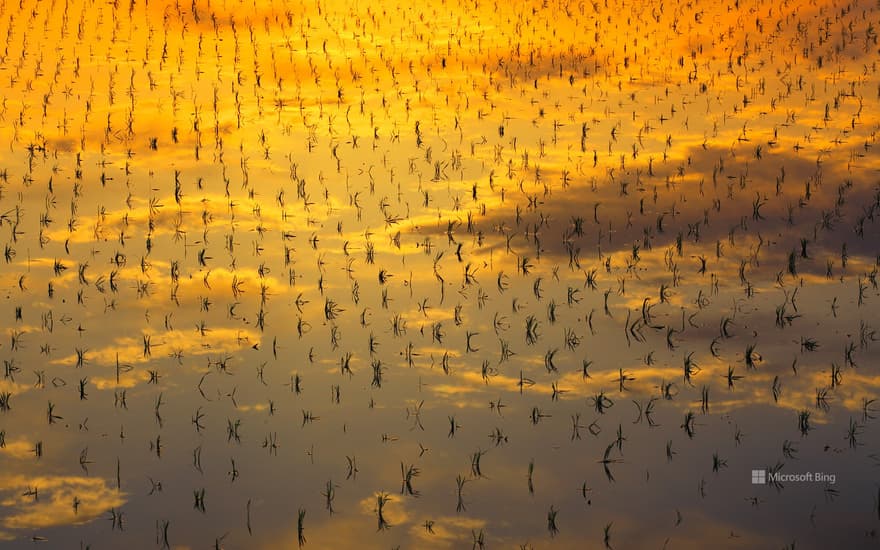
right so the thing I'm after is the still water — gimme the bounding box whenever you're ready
[0,0,878,547]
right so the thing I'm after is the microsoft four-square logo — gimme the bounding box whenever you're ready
[751,469,766,484]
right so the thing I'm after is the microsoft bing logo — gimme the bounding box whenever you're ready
[751,469,766,484]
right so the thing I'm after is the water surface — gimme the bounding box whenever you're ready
[0,0,879,547]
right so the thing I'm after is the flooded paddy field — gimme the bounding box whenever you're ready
[0,0,879,547]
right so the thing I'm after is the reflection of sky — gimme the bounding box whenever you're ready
[1,0,879,547]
